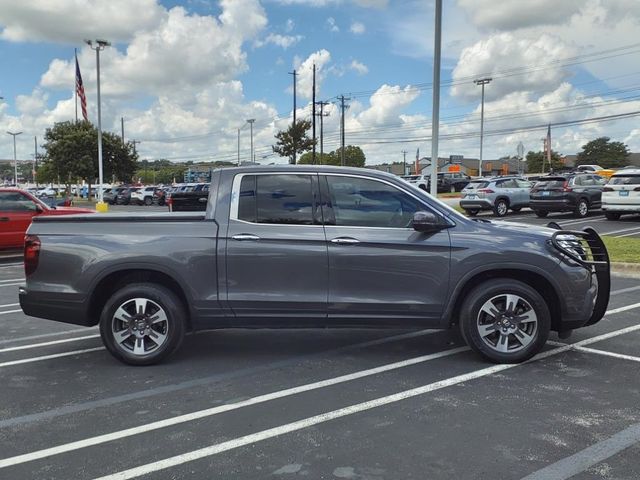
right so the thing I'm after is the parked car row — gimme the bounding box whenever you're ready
[458,169,640,219]
[402,172,471,193]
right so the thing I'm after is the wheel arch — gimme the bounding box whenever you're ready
[444,268,561,332]
[88,268,192,330]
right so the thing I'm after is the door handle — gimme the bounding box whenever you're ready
[330,237,360,244]
[232,234,260,241]
[0,217,9,222]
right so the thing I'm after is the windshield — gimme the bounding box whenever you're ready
[534,178,566,189]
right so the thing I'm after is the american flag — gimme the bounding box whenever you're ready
[75,56,88,121]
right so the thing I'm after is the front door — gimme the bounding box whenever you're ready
[320,174,451,323]
[225,173,328,322]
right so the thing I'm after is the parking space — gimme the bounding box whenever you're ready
[1,262,639,479]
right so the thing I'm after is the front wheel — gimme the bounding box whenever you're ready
[493,199,509,217]
[534,210,548,218]
[574,199,589,218]
[144,196,153,206]
[459,279,551,363]
[99,283,186,365]
[604,212,621,220]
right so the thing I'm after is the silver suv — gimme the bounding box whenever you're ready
[460,176,533,217]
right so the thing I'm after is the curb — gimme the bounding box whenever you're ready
[611,262,640,278]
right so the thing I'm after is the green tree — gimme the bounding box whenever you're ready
[272,120,316,164]
[298,145,366,167]
[577,137,629,168]
[526,150,564,173]
[40,121,138,193]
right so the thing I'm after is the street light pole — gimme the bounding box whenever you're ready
[7,131,23,186]
[474,77,492,177]
[430,0,442,197]
[86,39,110,208]
[247,119,256,163]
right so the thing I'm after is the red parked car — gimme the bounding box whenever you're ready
[0,188,95,250]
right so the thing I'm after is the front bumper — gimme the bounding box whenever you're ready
[602,203,640,212]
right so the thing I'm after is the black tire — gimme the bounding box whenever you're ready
[511,207,521,213]
[604,212,621,220]
[144,196,153,206]
[459,279,551,364]
[465,209,479,217]
[493,199,509,217]
[574,198,589,218]
[534,210,548,218]
[99,283,186,366]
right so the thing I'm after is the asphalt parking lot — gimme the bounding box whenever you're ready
[1,255,640,479]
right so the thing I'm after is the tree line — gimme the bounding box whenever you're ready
[526,137,631,172]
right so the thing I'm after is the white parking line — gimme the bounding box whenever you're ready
[0,328,98,346]
[0,309,22,316]
[573,346,640,363]
[0,334,101,354]
[0,303,20,309]
[0,346,470,469]
[0,263,22,267]
[611,285,640,295]
[89,327,639,480]
[2,301,640,473]
[0,278,23,283]
[0,283,22,288]
[556,216,605,226]
[0,347,104,368]
[614,229,640,238]
[602,225,640,236]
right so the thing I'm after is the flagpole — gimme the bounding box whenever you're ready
[74,48,78,122]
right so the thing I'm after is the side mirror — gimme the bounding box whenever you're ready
[412,211,447,233]
[34,204,45,214]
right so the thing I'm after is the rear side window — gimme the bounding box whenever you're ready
[237,174,314,225]
[609,175,640,185]
[465,181,489,190]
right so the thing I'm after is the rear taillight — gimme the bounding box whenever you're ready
[24,234,41,277]
[477,189,495,194]
[603,187,614,192]
[562,181,572,192]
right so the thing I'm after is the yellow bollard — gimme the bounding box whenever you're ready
[96,201,109,213]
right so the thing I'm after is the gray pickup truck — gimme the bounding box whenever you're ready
[19,166,610,366]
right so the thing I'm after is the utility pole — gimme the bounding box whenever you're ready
[312,63,316,164]
[474,77,492,177]
[34,136,38,187]
[247,119,256,163]
[121,117,125,146]
[132,140,141,156]
[430,0,442,196]
[7,131,22,186]
[315,101,330,163]
[288,69,298,164]
[338,95,350,166]
[86,39,110,208]
[402,150,408,176]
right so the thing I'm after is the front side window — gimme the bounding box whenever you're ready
[324,176,423,228]
[237,174,314,225]
[0,192,38,212]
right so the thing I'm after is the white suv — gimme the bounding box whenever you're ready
[602,169,640,220]
[130,186,157,206]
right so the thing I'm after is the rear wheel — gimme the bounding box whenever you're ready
[511,207,521,213]
[459,279,550,363]
[493,199,509,217]
[605,212,621,220]
[99,283,186,366]
[574,198,589,218]
[534,210,548,218]
[144,196,153,206]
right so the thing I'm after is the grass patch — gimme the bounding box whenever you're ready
[602,236,640,263]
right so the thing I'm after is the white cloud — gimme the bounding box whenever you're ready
[293,49,332,100]
[273,0,387,7]
[285,18,295,32]
[450,33,576,101]
[326,17,339,32]
[0,0,165,43]
[457,0,585,30]
[350,21,365,34]
[349,60,368,75]
[254,33,304,49]
[357,84,420,125]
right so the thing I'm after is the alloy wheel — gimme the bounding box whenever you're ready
[476,294,538,354]
[111,298,169,356]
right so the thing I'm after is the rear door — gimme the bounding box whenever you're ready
[225,173,328,321]
[320,174,451,323]
[515,178,533,207]
[0,192,40,249]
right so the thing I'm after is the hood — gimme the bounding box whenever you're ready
[48,206,96,215]
[481,219,558,239]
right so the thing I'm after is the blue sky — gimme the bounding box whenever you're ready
[1,0,639,166]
